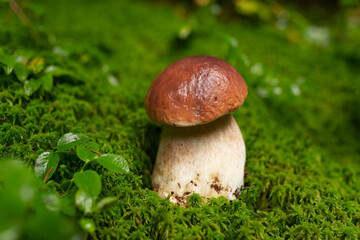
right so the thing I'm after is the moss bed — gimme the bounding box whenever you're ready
[0,0,359,239]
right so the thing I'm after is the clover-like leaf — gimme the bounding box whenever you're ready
[97,154,130,173]
[76,142,100,162]
[0,54,15,75]
[74,170,101,197]
[57,132,89,152]
[34,152,59,182]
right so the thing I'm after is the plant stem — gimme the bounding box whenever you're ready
[62,160,92,197]
[8,0,31,27]
[64,179,74,196]
[91,150,102,156]
[43,167,54,183]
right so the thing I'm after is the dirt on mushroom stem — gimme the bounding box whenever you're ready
[152,114,246,205]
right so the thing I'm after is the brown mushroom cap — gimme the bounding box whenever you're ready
[145,55,248,126]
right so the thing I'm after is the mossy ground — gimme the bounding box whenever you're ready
[1,0,359,239]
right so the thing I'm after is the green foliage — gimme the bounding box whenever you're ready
[33,132,130,216]
[97,154,130,173]
[14,62,30,81]
[34,151,59,182]
[77,141,99,162]
[0,160,79,240]
[0,54,15,75]
[80,218,96,235]
[57,133,89,152]
[74,170,102,198]
[0,0,359,239]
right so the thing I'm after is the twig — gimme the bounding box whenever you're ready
[91,150,102,156]
[0,118,8,121]
[8,0,31,27]
[44,167,54,183]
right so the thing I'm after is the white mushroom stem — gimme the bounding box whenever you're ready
[152,114,246,204]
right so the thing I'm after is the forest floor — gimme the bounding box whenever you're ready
[0,0,359,239]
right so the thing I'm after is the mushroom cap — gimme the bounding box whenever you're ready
[145,55,248,126]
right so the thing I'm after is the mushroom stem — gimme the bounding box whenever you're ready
[152,114,246,204]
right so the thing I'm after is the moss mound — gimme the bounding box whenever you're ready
[0,0,359,239]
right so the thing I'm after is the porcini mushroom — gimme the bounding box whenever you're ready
[145,55,247,204]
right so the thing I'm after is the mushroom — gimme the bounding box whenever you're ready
[145,55,248,204]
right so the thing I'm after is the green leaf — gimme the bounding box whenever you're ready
[94,197,118,212]
[27,57,45,74]
[24,79,42,96]
[14,63,29,82]
[75,190,94,213]
[74,170,101,197]
[76,142,100,162]
[40,191,60,212]
[35,152,51,178]
[60,195,76,217]
[44,153,60,183]
[97,154,130,173]
[57,132,89,152]
[41,74,54,91]
[34,152,59,182]
[73,170,101,213]
[0,54,15,75]
[45,65,84,84]
[79,218,96,234]
[45,65,69,76]
[45,65,80,80]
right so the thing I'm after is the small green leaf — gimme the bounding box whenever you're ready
[24,79,42,96]
[44,153,60,183]
[97,154,130,173]
[79,218,96,234]
[95,197,118,211]
[35,152,51,178]
[27,57,45,74]
[77,142,100,162]
[41,74,53,91]
[41,191,60,212]
[45,65,68,76]
[34,152,59,182]
[57,132,89,152]
[45,65,79,80]
[75,190,94,213]
[74,170,101,197]
[60,195,76,217]
[0,54,15,75]
[14,63,29,82]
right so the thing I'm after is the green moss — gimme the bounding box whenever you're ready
[0,0,359,239]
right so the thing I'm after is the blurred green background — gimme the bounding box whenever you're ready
[0,0,359,239]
